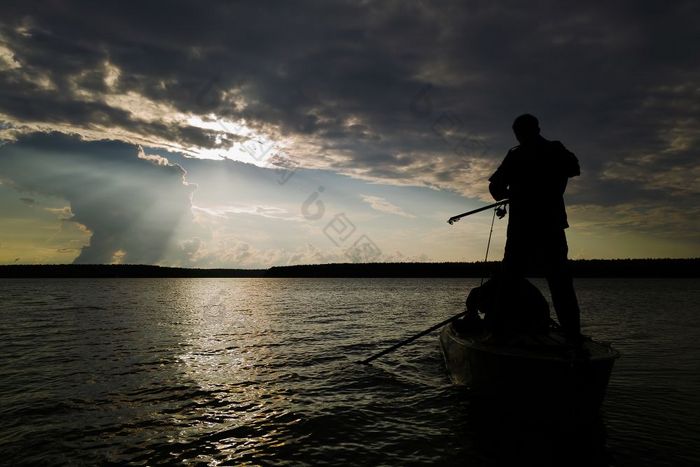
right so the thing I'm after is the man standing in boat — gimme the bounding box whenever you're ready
[488,114,582,344]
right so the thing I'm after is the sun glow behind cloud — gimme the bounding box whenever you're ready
[184,115,292,165]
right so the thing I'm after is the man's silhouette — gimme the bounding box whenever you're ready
[488,114,582,342]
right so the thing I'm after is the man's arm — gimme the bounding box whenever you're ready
[488,153,512,200]
[554,141,580,177]
[489,177,509,201]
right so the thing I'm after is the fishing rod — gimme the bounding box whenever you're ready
[447,199,509,225]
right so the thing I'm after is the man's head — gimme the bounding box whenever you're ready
[512,114,540,144]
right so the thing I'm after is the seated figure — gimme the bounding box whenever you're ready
[456,273,550,336]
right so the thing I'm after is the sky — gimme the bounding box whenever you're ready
[0,0,698,268]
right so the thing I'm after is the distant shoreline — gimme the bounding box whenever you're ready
[1,258,698,278]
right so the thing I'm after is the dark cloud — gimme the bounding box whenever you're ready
[0,69,226,149]
[0,1,698,222]
[0,132,194,263]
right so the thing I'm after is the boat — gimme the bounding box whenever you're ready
[439,322,619,410]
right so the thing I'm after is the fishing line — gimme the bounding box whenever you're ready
[480,208,497,286]
[359,202,502,364]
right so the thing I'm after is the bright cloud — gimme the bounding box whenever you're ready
[361,195,415,218]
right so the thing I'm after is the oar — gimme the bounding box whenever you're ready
[359,201,505,364]
[358,310,467,364]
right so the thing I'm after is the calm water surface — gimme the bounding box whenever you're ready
[1,278,699,466]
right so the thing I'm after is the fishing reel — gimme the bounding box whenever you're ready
[495,205,507,219]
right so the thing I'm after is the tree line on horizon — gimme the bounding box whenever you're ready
[0,258,698,278]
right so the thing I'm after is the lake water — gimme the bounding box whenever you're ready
[1,278,699,466]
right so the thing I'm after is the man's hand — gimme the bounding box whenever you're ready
[495,205,507,219]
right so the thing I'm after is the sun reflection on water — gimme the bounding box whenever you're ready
[167,279,300,462]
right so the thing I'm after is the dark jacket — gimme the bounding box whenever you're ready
[489,136,579,233]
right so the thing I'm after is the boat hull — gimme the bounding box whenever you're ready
[439,323,619,410]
